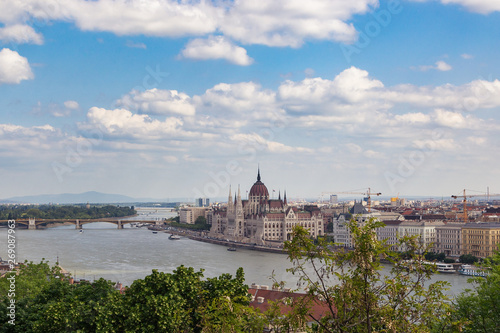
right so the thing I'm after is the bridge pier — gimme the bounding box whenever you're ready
[28,218,36,230]
[117,220,123,229]
[75,219,81,229]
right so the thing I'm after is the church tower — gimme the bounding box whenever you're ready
[227,185,234,213]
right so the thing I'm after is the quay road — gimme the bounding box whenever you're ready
[151,225,286,254]
[0,217,163,229]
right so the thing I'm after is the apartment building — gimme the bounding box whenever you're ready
[461,223,500,258]
[434,223,463,257]
[376,220,402,250]
[398,220,445,252]
[179,207,209,224]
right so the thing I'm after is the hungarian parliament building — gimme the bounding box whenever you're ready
[209,169,324,245]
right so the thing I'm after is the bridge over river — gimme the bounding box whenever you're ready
[0,218,164,230]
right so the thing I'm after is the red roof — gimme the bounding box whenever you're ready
[248,288,332,319]
[266,213,285,218]
[269,200,283,209]
[249,180,269,197]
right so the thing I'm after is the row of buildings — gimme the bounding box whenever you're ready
[331,204,500,258]
[179,170,500,258]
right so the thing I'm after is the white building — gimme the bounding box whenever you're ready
[398,220,445,252]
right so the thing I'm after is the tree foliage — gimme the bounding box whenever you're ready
[459,254,479,264]
[0,204,135,221]
[282,217,451,332]
[0,262,262,333]
[0,260,118,333]
[437,246,500,332]
[425,252,446,262]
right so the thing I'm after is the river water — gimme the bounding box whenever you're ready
[0,208,474,296]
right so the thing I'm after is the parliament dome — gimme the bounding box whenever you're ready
[249,169,269,197]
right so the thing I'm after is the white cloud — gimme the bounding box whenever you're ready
[466,136,486,145]
[230,133,313,154]
[0,48,33,84]
[0,24,43,44]
[435,60,452,71]
[86,107,183,138]
[197,82,277,117]
[0,0,377,49]
[278,67,385,114]
[414,60,452,72]
[180,36,253,66]
[0,123,55,136]
[432,109,485,129]
[440,0,500,14]
[84,107,218,141]
[220,0,376,47]
[0,123,60,159]
[461,53,474,59]
[0,0,220,40]
[68,0,221,37]
[64,100,80,110]
[346,143,363,153]
[163,155,178,163]
[117,89,196,116]
[364,150,385,159]
[412,138,458,151]
[394,113,431,124]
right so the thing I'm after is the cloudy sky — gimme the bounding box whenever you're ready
[1,0,500,201]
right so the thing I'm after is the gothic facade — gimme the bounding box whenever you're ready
[210,170,324,245]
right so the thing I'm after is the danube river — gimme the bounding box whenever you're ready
[0,208,474,296]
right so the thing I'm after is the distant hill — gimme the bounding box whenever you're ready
[3,191,140,204]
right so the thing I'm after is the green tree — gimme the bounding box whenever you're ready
[0,261,119,333]
[460,254,479,264]
[437,246,500,332]
[282,217,451,332]
[0,262,262,333]
[105,266,260,333]
[195,216,211,230]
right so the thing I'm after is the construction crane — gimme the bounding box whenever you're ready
[321,188,381,212]
[451,189,500,222]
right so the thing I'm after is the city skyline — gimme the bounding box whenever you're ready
[1,0,500,199]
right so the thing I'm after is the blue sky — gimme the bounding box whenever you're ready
[1,0,500,201]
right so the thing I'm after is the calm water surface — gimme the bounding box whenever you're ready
[0,209,474,296]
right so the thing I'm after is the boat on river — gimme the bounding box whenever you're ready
[435,263,456,274]
[458,264,487,277]
[169,234,181,240]
[227,247,237,251]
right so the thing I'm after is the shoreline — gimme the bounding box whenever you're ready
[162,228,286,255]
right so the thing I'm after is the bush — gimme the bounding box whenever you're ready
[459,254,479,264]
